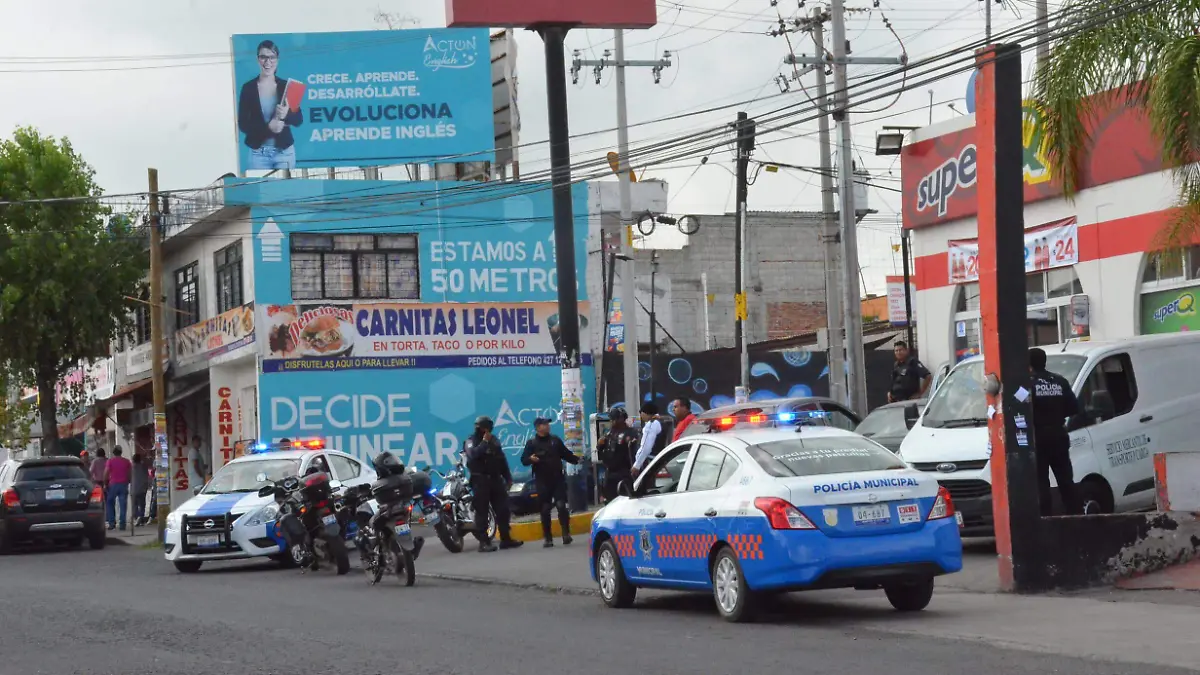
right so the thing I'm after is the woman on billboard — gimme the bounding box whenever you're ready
[237,40,303,170]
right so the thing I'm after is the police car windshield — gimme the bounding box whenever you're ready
[922,355,1086,429]
[747,438,905,477]
[203,458,300,494]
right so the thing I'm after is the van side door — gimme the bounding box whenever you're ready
[1074,353,1149,511]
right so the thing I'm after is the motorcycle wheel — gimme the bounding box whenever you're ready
[393,540,416,587]
[362,538,384,585]
[435,520,465,554]
[327,536,351,576]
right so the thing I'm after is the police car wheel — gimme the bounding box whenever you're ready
[884,578,934,612]
[712,548,756,623]
[596,540,636,608]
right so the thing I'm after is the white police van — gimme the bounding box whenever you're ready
[590,412,963,622]
[164,439,375,573]
[899,333,1200,535]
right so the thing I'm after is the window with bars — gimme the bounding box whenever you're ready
[174,262,199,329]
[290,233,420,301]
[215,241,244,313]
[132,289,151,345]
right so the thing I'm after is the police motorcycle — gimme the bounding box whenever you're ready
[410,466,466,554]
[354,452,428,586]
[429,449,498,545]
[258,469,351,576]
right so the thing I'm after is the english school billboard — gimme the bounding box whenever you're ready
[230,29,494,172]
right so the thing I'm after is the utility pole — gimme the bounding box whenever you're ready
[901,229,915,349]
[986,0,992,43]
[1035,0,1049,66]
[809,7,845,406]
[148,169,169,542]
[572,39,671,411]
[788,0,905,415]
[649,251,659,402]
[734,112,756,390]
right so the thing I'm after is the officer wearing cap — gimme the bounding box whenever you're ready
[520,417,580,547]
[596,406,636,502]
[465,415,522,552]
[888,341,932,403]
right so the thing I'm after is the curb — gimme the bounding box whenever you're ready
[419,571,599,597]
[507,512,595,543]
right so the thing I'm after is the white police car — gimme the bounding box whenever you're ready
[164,439,375,573]
[589,415,963,622]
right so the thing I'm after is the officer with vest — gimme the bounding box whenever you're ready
[888,340,932,403]
[465,415,523,553]
[520,417,580,547]
[1028,347,1082,516]
[597,406,637,502]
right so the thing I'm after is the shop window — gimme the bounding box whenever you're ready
[131,289,151,345]
[214,241,243,313]
[1141,247,1200,284]
[955,282,981,313]
[1047,266,1083,299]
[174,262,199,329]
[952,268,1085,361]
[291,233,419,301]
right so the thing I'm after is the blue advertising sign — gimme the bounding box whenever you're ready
[258,363,595,473]
[230,29,495,171]
[226,177,590,305]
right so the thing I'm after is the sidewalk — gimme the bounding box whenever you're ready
[106,527,159,548]
[414,538,1200,671]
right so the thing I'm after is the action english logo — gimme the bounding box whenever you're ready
[423,34,479,71]
[915,144,977,217]
[1153,292,1196,323]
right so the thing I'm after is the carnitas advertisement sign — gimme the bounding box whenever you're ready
[258,301,590,373]
[901,89,1169,229]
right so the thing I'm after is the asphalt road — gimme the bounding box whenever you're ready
[0,544,1193,675]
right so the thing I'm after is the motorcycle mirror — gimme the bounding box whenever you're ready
[258,485,275,498]
[329,479,343,491]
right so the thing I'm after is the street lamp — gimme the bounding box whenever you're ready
[874,128,920,350]
[874,125,921,156]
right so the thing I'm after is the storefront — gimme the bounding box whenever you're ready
[901,89,1192,368]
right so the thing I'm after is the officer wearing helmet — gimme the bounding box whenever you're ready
[464,416,522,552]
[370,451,426,559]
[596,406,637,502]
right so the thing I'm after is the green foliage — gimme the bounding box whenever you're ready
[1030,0,1200,251]
[0,126,147,453]
[0,366,34,449]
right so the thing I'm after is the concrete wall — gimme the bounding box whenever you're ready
[628,211,828,353]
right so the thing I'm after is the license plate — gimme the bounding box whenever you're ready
[852,504,891,525]
[322,514,337,526]
[896,503,921,524]
[394,523,411,536]
[190,534,220,548]
[45,489,65,501]
[423,510,439,525]
[955,512,964,527]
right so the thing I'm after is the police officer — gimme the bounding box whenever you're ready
[521,417,580,547]
[1029,347,1082,516]
[464,416,523,553]
[597,407,636,502]
[888,340,932,403]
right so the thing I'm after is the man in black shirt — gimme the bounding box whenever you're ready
[521,417,580,547]
[465,416,523,552]
[596,406,636,503]
[1029,347,1082,516]
[888,340,932,403]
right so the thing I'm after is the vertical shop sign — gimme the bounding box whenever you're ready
[216,387,236,465]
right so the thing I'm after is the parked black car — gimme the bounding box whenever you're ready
[0,457,106,552]
[681,396,862,436]
[857,399,929,453]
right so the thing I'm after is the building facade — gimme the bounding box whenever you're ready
[901,92,1196,370]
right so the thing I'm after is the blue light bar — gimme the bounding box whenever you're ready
[777,412,797,423]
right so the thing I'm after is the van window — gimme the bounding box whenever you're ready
[923,355,1087,429]
[1078,354,1138,422]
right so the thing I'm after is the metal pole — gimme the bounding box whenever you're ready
[540,25,586,513]
[734,112,753,389]
[649,252,658,403]
[148,169,169,542]
[1036,0,1049,66]
[901,229,915,349]
[701,272,713,350]
[600,251,617,408]
[812,8,846,406]
[986,0,993,43]
[831,0,869,415]
[614,29,642,413]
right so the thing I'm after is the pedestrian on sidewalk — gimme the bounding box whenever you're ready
[1029,347,1082,516]
[671,397,697,441]
[130,453,151,526]
[104,446,132,531]
[89,448,108,491]
[597,406,636,502]
[521,417,580,547]
[465,416,523,553]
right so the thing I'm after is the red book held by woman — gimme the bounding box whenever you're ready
[283,79,306,112]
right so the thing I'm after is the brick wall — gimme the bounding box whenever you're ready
[767,301,828,339]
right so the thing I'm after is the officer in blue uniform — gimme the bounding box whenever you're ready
[1028,347,1081,516]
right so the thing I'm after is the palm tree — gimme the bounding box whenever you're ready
[1031,0,1200,249]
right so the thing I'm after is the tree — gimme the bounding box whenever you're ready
[0,127,146,455]
[1031,0,1200,249]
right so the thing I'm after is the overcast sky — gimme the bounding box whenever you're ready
[0,0,1053,295]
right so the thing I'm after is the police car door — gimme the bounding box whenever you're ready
[672,442,743,585]
[623,442,696,585]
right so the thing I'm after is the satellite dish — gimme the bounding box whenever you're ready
[966,69,978,114]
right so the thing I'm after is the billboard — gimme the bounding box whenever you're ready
[885,276,917,326]
[1141,286,1199,334]
[230,29,495,172]
[446,0,657,29]
[947,217,1078,284]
